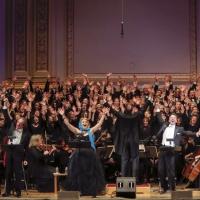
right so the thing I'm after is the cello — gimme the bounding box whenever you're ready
[182,148,200,183]
[187,154,200,182]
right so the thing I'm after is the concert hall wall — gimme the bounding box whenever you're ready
[0,0,6,82]
[0,0,199,83]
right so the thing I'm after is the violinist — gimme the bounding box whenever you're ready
[54,138,73,173]
[28,135,56,192]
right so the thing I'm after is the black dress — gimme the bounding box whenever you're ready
[64,135,105,196]
[29,123,45,136]
[28,147,54,192]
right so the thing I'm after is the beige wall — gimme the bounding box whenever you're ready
[3,0,199,83]
[74,0,190,74]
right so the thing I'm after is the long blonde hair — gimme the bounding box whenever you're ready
[29,134,42,148]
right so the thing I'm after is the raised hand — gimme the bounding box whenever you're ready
[12,75,17,82]
[106,73,112,77]
[27,76,32,81]
[58,108,65,116]
[47,74,51,79]
[196,129,200,137]
[102,107,109,115]
[96,81,101,86]
[102,80,106,86]
[154,74,159,82]
[82,73,88,77]
[3,98,9,107]
[66,80,71,86]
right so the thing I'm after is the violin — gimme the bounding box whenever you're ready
[95,132,107,145]
[37,143,73,153]
[95,131,112,147]
[53,143,73,153]
[37,144,58,151]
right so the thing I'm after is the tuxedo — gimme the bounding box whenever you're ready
[4,123,30,195]
[110,108,140,177]
[156,123,195,191]
[157,124,185,147]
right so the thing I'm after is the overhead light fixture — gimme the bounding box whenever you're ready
[120,0,125,38]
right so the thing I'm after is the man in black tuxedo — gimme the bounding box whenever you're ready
[110,103,140,177]
[156,113,199,193]
[3,117,30,197]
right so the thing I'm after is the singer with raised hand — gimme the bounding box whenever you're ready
[104,98,141,179]
[58,107,108,197]
[155,112,200,194]
[2,117,30,198]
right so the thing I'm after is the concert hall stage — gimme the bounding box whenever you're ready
[1,185,200,200]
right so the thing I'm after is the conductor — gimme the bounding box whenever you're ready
[2,117,30,197]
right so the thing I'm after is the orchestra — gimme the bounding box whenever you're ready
[1,74,200,197]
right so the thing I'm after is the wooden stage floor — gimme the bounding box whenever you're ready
[0,185,200,200]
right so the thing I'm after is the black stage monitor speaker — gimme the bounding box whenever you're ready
[116,177,136,198]
[58,191,80,200]
[171,190,192,200]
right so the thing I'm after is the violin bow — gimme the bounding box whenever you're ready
[44,130,48,151]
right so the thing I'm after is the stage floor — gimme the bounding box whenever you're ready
[0,185,200,200]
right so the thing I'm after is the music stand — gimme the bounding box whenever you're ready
[2,144,24,154]
[68,140,91,149]
[139,143,146,158]
[145,146,158,159]
[2,143,28,194]
[97,145,115,160]
[145,146,158,183]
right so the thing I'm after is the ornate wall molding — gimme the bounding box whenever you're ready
[189,0,197,81]
[66,0,74,78]
[72,73,190,84]
[35,0,49,72]
[5,0,13,79]
[5,0,50,81]
[27,0,50,80]
[13,0,28,77]
[30,0,50,79]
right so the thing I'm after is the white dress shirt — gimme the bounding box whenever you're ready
[8,129,23,145]
[162,124,175,147]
